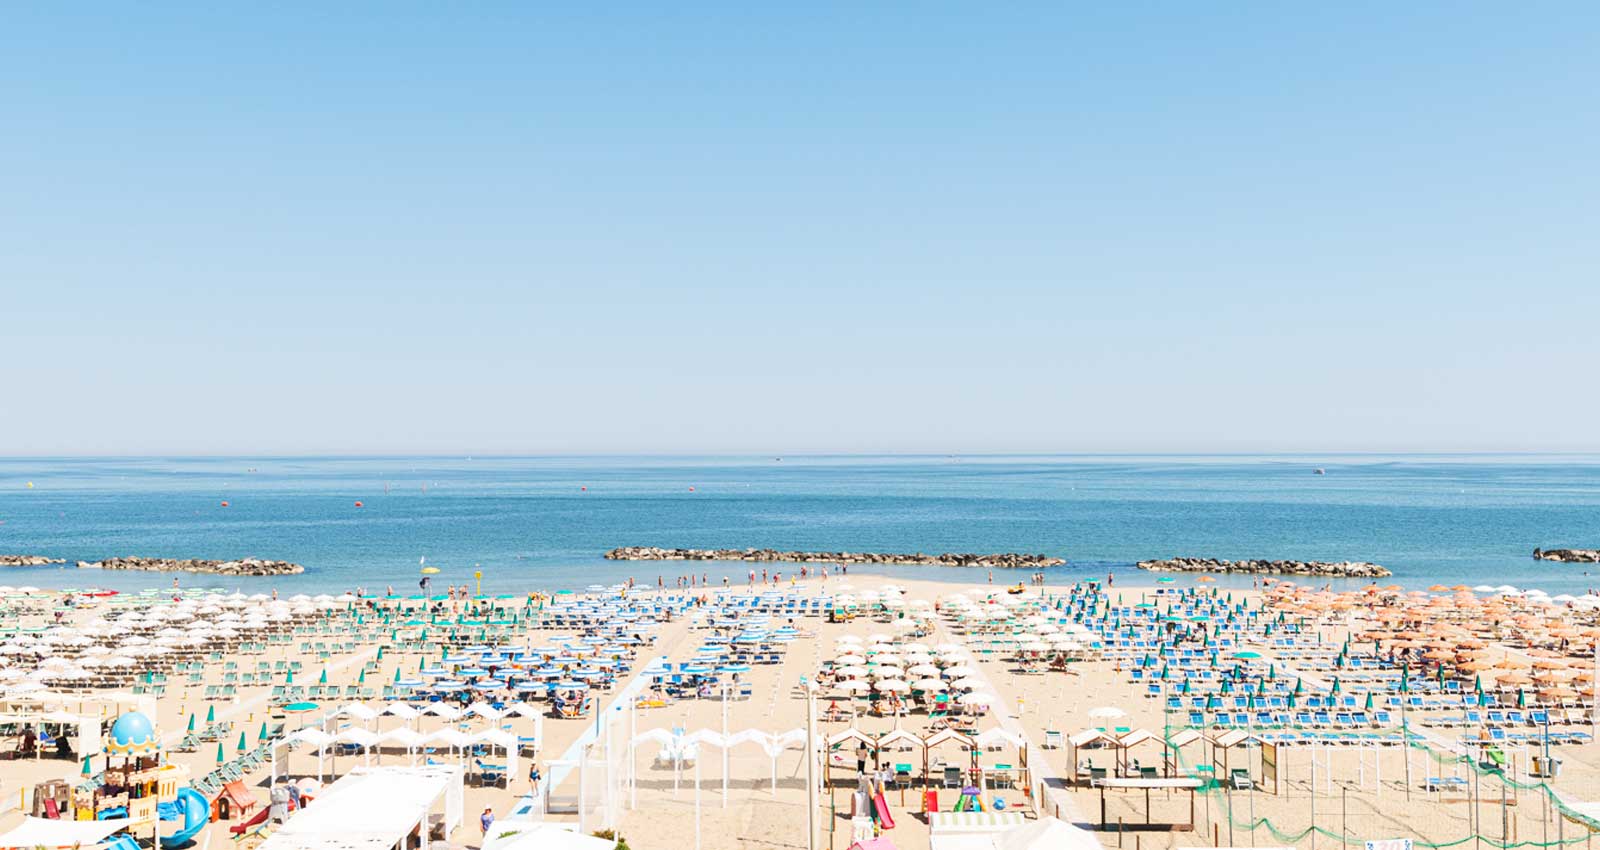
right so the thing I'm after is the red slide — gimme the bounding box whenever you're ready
[229,806,277,835]
[872,791,895,829]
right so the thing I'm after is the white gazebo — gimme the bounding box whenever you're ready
[258,765,464,850]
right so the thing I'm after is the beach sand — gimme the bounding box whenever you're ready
[3,573,1600,850]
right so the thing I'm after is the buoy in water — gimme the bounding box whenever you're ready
[354,501,364,508]
[580,486,587,491]
[688,486,695,492]
[220,501,230,507]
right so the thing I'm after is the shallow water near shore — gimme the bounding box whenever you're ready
[1,454,1598,595]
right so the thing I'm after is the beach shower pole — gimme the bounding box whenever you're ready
[1341,784,1347,848]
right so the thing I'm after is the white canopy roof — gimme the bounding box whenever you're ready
[260,766,462,850]
[484,824,615,850]
[995,818,1101,850]
[0,817,133,849]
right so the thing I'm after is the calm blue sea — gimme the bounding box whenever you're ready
[1,455,1598,595]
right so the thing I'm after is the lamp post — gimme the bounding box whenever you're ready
[804,677,818,850]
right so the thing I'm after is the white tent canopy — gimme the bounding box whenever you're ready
[483,823,615,850]
[0,817,132,849]
[259,765,463,850]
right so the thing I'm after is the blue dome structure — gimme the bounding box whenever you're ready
[105,711,159,756]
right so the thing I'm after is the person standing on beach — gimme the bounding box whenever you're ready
[480,807,494,835]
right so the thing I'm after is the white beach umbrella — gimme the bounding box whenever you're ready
[958,692,997,707]
[913,678,947,691]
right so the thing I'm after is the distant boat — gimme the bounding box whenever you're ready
[1314,468,1326,475]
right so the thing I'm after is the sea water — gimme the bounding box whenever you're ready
[0,454,1597,595]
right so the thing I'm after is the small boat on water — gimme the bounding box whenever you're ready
[1314,468,1326,475]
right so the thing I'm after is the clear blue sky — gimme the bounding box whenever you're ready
[4,4,1597,455]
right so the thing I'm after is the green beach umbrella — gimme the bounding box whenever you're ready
[215,743,226,764]
[237,732,247,753]
[258,722,269,742]
[187,714,196,732]
[318,669,327,684]
[1364,693,1375,709]
[394,668,401,683]
[206,705,215,723]
[82,755,93,776]
[285,670,294,684]
[377,647,384,660]
[1517,689,1526,708]
[358,669,366,684]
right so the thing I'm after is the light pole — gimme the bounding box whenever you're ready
[804,677,818,850]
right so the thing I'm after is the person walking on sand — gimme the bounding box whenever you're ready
[480,807,494,835]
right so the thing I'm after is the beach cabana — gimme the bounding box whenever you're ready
[973,728,1030,801]
[270,727,334,784]
[1206,729,1264,789]
[1067,728,1117,786]
[1115,728,1160,777]
[1162,729,1202,777]
[920,728,976,807]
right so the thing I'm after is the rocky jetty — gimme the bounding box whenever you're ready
[0,555,66,567]
[1534,548,1600,563]
[77,556,305,575]
[1137,557,1391,578]
[605,547,1064,569]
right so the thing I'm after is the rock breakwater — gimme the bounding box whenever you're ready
[77,556,305,575]
[1137,557,1391,578]
[604,547,1064,569]
[0,555,66,567]
[1534,548,1600,563]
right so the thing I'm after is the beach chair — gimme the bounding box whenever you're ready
[1042,730,1063,749]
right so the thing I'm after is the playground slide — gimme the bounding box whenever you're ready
[871,792,895,829]
[229,806,271,835]
[161,787,211,848]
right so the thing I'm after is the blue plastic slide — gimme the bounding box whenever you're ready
[159,787,210,848]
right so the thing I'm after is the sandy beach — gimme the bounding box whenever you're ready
[3,571,1600,850]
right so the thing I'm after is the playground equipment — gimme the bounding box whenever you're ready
[158,787,211,847]
[870,777,896,829]
[84,711,209,847]
[953,784,985,812]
